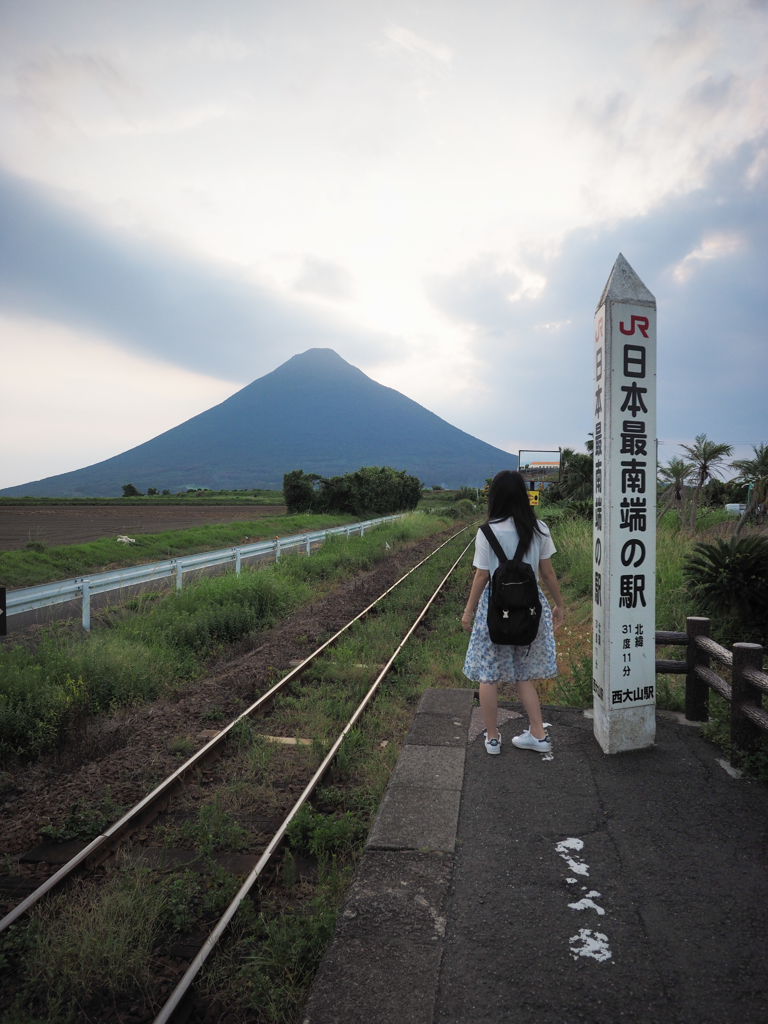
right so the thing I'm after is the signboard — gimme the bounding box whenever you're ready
[528,490,540,506]
[592,254,657,754]
[518,450,561,486]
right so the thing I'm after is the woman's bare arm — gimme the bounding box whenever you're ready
[461,568,490,632]
[538,557,565,630]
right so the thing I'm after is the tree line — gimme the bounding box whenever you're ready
[545,437,767,537]
[283,466,422,516]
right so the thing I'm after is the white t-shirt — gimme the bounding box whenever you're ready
[473,518,556,580]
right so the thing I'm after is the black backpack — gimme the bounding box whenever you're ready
[480,523,542,647]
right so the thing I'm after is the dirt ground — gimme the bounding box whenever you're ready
[0,505,286,551]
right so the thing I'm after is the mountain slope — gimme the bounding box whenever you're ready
[3,349,517,496]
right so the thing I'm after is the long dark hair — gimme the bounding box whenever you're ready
[487,469,544,555]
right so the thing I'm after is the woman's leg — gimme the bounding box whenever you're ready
[479,682,500,741]
[515,679,546,739]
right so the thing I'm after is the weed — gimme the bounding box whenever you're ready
[282,849,296,891]
[1,853,20,876]
[18,866,166,1015]
[317,785,344,809]
[551,653,593,708]
[164,796,251,855]
[230,717,258,748]
[162,872,201,933]
[286,803,367,860]
[655,674,686,713]
[204,704,226,722]
[739,745,768,783]
[38,791,121,843]
[170,734,197,758]
[200,878,345,1024]
[701,693,731,754]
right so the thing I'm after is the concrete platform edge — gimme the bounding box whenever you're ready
[301,687,474,1024]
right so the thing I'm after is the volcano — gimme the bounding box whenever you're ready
[2,349,518,496]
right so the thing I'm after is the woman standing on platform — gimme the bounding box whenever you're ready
[461,469,564,754]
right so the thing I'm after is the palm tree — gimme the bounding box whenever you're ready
[731,443,768,538]
[678,434,734,532]
[559,447,594,500]
[657,456,691,523]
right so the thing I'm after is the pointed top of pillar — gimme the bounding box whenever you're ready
[596,253,655,312]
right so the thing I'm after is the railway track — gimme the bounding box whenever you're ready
[0,523,477,1023]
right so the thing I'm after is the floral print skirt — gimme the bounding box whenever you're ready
[463,585,558,683]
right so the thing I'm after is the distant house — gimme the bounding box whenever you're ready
[521,460,560,482]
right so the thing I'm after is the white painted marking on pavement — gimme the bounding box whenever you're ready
[556,839,613,962]
[569,928,612,962]
[568,890,605,915]
[555,837,589,876]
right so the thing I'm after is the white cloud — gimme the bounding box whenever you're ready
[182,31,252,62]
[672,232,744,282]
[383,24,452,67]
[294,256,355,300]
[0,313,241,490]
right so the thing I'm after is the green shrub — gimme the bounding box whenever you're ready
[0,665,88,758]
[453,486,477,502]
[283,466,422,516]
[683,536,768,645]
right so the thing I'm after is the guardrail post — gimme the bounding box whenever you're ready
[176,561,183,590]
[235,549,241,575]
[306,535,311,555]
[82,578,91,631]
[731,642,765,766]
[360,523,364,536]
[275,538,281,562]
[685,616,711,721]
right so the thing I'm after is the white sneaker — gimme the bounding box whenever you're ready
[511,728,551,753]
[483,729,502,755]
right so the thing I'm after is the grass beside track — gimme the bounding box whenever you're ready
[0,528,478,1024]
[0,514,362,590]
[0,515,457,762]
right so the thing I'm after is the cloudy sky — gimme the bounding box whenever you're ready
[1,0,766,490]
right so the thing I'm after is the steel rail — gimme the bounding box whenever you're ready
[153,533,475,1024]
[0,522,472,936]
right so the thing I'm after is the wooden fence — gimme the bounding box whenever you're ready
[655,617,768,767]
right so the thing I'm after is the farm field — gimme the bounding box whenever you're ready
[0,504,287,552]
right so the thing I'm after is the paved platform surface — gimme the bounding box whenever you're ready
[303,690,768,1024]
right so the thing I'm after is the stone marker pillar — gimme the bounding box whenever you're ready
[592,254,657,753]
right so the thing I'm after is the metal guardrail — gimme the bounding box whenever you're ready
[5,515,403,630]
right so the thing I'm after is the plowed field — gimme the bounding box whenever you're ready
[0,505,286,551]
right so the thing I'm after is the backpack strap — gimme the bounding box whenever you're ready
[480,522,528,567]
